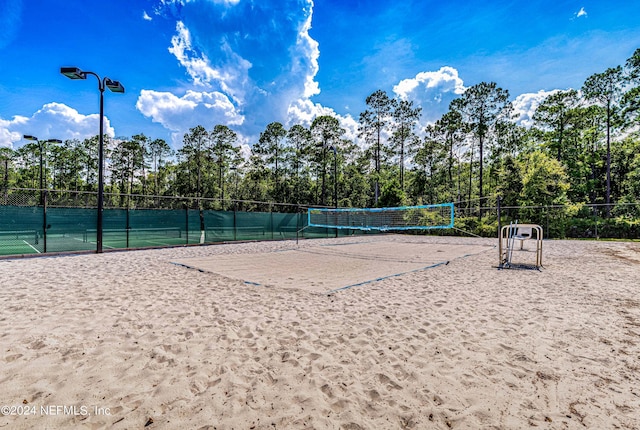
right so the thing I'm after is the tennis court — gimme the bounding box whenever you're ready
[0,193,349,256]
[0,228,193,255]
[0,230,41,255]
[173,235,495,294]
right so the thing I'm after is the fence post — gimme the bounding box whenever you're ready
[546,207,550,239]
[126,207,130,248]
[199,199,205,244]
[184,202,189,244]
[233,200,237,242]
[296,205,300,243]
[270,203,274,240]
[497,195,502,240]
[43,190,48,253]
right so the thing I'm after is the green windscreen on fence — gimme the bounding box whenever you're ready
[0,205,42,255]
[46,207,97,252]
[0,202,350,256]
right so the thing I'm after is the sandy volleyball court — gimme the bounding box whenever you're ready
[1,236,639,429]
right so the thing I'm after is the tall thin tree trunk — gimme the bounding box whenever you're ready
[468,146,473,211]
[605,101,611,217]
[479,133,484,217]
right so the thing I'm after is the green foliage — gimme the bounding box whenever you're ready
[450,215,498,238]
[519,151,570,207]
[533,89,580,162]
[451,81,510,204]
[6,48,640,239]
[378,175,405,207]
[496,155,522,207]
[592,217,640,239]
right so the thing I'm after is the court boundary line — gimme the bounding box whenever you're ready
[73,238,116,250]
[23,240,40,254]
[324,245,495,295]
[171,243,496,295]
[325,261,450,295]
[170,261,262,286]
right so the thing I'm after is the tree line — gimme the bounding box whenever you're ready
[2,49,639,222]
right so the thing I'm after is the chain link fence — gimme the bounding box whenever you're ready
[0,188,355,256]
[452,197,640,239]
[2,189,638,256]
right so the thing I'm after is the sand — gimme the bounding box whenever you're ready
[0,235,639,429]
[173,239,495,293]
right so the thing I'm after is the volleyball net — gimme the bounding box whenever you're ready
[307,202,454,231]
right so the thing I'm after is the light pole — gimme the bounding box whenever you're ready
[61,67,124,253]
[23,135,62,205]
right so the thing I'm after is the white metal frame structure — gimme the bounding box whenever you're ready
[499,223,543,269]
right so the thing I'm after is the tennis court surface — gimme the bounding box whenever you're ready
[173,236,494,294]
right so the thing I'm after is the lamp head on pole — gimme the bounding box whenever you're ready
[23,135,62,144]
[105,78,125,93]
[60,67,87,80]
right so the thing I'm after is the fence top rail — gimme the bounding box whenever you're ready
[5,188,315,209]
[455,202,640,211]
[5,188,640,212]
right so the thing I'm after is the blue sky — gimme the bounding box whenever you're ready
[1,0,640,151]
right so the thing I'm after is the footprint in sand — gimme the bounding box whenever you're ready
[367,389,381,401]
[5,353,23,362]
[320,384,334,398]
[377,373,402,390]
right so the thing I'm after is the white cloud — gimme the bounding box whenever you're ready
[576,7,587,18]
[511,89,559,128]
[0,103,116,148]
[0,119,23,148]
[237,140,252,162]
[339,115,362,148]
[142,11,152,21]
[393,66,466,100]
[296,6,320,98]
[391,66,466,123]
[148,0,321,148]
[286,99,336,128]
[168,20,251,99]
[136,89,244,145]
[286,99,362,148]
